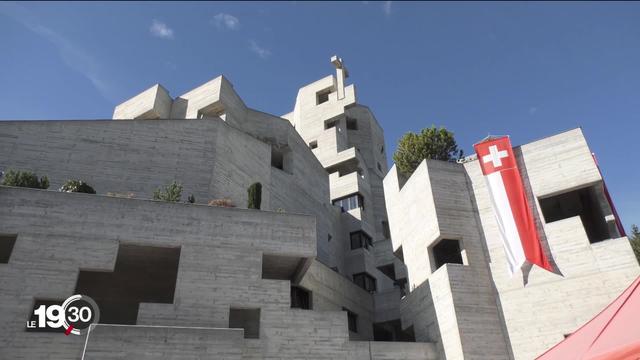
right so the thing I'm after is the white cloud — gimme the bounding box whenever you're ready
[212,13,240,30]
[383,1,392,15]
[149,19,174,39]
[0,3,119,102]
[249,40,271,59]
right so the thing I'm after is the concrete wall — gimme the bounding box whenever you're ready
[300,260,375,340]
[82,325,244,360]
[384,159,511,360]
[463,128,640,359]
[287,70,406,311]
[0,114,344,266]
[0,187,432,359]
[112,84,172,120]
[0,118,270,209]
[384,127,639,360]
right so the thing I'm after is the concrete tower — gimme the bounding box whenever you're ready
[284,56,409,339]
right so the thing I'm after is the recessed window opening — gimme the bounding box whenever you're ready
[346,117,358,130]
[316,88,332,105]
[291,286,312,310]
[271,146,292,173]
[309,140,318,149]
[342,307,358,333]
[353,272,377,293]
[332,193,364,212]
[75,244,181,325]
[271,147,284,170]
[0,234,17,264]
[431,239,464,270]
[377,264,396,281]
[325,119,339,129]
[350,231,373,250]
[539,185,612,243]
[262,254,302,280]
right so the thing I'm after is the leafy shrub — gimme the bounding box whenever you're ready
[59,179,96,194]
[630,225,640,264]
[153,181,182,202]
[247,182,262,209]
[1,169,49,189]
[208,199,235,207]
[393,126,463,177]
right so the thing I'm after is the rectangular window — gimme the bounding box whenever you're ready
[291,286,312,310]
[316,88,332,105]
[271,146,292,173]
[346,117,358,130]
[309,140,318,149]
[350,230,373,250]
[332,193,364,212]
[343,307,358,333]
[325,119,338,129]
[353,272,377,293]
[539,185,612,243]
[377,264,396,281]
[0,234,17,264]
[271,147,284,170]
[350,231,372,250]
[432,239,464,270]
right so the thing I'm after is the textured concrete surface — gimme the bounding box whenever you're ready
[82,325,244,359]
[0,61,431,358]
[384,128,640,360]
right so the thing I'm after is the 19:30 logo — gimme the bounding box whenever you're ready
[27,294,100,336]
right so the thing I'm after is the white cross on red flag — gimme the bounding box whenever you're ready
[474,136,553,276]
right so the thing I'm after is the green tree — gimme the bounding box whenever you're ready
[392,126,463,176]
[59,179,96,194]
[1,169,49,189]
[153,181,183,202]
[247,182,262,209]
[630,224,640,263]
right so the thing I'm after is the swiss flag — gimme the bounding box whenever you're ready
[474,137,553,276]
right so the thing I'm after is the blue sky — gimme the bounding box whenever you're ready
[1,2,639,230]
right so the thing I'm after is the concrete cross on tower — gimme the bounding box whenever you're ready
[482,145,509,167]
[331,55,349,100]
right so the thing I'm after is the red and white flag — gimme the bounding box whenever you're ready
[474,136,553,276]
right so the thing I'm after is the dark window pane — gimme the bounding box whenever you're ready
[0,234,17,264]
[432,240,463,270]
[343,307,358,333]
[291,286,311,310]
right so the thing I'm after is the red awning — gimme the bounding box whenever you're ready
[537,276,640,360]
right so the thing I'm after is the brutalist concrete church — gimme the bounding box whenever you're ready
[0,57,638,359]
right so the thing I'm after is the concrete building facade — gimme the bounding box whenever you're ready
[0,56,637,359]
[384,128,640,359]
